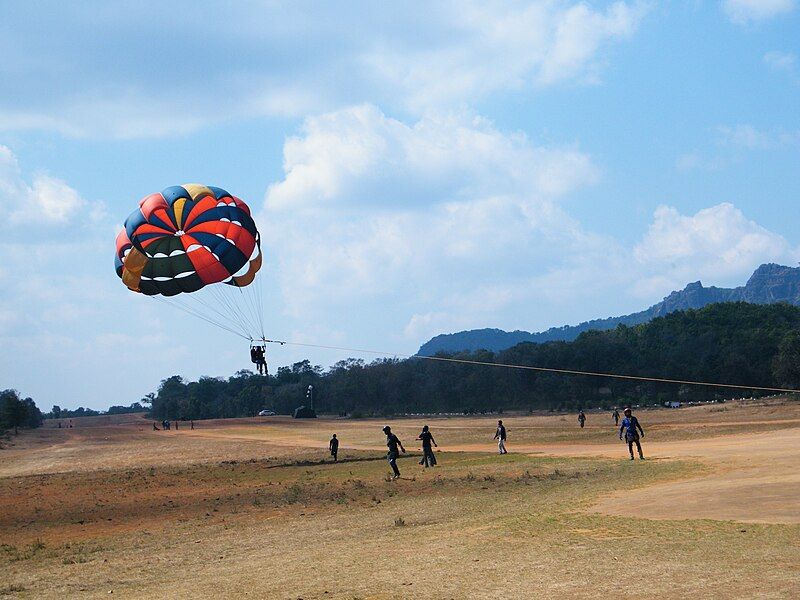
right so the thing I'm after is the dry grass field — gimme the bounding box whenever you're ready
[1,399,799,599]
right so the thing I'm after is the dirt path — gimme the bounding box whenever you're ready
[466,428,800,525]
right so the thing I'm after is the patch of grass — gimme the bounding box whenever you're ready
[0,539,47,562]
[284,484,303,505]
[0,584,26,594]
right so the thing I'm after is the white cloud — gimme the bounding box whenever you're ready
[722,0,796,24]
[364,1,648,109]
[765,50,798,71]
[717,124,800,149]
[261,104,614,341]
[633,203,798,295]
[262,105,800,344]
[266,104,598,211]
[0,145,86,224]
[764,50,800,82]
[0,1,647,139]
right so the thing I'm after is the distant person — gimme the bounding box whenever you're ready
[329,433,339,462]
[382,425,406,479]
[257,347,268,375]
[417,425,438,467]
[190,420,194,430]
[619,407,645,460]
[494,420,508,454]
[58,421,62,429]
[69,419,73,428]
[578,410,586,429]
[250,345,259,370]
[612,408,620,426]
[174,420,179,430]
[251,345,267,375]
[153,422,160,431]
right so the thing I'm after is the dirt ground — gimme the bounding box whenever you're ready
[1,399,799,599]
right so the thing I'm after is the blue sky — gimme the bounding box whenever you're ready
[0,1,798,410]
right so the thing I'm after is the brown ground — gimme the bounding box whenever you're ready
[1,399,799,599]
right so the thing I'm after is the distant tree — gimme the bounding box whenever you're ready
[106,402,146,415]
[0,390,43,435]
[51,405,62,419]
[773,330,800,389]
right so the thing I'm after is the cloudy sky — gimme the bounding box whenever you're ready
[1,1,798,410]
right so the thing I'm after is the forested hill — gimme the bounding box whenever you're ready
[147,302,800,420]
[418,263,800,355]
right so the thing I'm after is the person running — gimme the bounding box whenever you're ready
[417,425,438,468]
[619,407,645,460]
[612,408,620,426]
[329,433,339,462]
[494,420,508,454]
[382,425,405,479]
[578,410,586,429]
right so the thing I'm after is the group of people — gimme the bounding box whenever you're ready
[369,407,646,479]
[153,419,194,431]
[326,424,440,479]
[250,345,268,375]
[575,407,645,460]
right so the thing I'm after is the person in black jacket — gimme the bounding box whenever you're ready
[383,425,406,479]
[417,425,438,467]
[494,420,508,454]
[329,433,339,462]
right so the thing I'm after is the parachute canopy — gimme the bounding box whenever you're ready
[115,184,261,297]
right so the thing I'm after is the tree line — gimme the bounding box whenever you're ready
[145,302,800,420]
[46,402,146,419]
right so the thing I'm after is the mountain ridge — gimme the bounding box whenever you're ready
[417,263,800,356]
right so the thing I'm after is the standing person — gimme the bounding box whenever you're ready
[417,425,438,468]
[578,410,586,429]
[382,426,405,479]
[494,420,508,454]
[612,408,620,426]
[619,407,645,460]
[329,433,339,462]
[175,420,179,430]
[258,346,268,376]
[190,420,194,430]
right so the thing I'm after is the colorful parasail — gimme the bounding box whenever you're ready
[115,184,262,297]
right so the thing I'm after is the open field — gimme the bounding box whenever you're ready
[2,400,799,598]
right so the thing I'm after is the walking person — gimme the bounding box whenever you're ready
[619,407,645,460]
[494,420,508,454]
[612,408,620,426]
[578,410,586,429]
[329,433,339,462]
[382,425,405,479]
[417,425,438,468]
